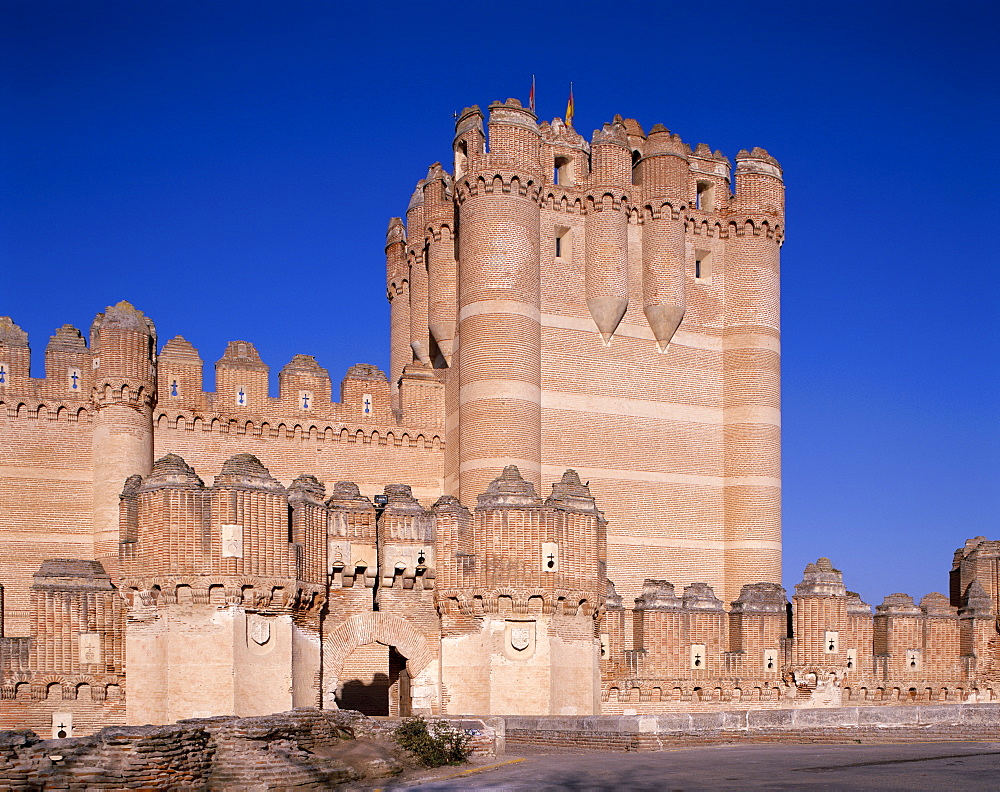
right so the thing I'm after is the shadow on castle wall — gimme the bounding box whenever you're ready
[335,673,391,716]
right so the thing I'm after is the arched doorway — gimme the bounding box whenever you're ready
[323,612,433,716]
[335,644,411,716]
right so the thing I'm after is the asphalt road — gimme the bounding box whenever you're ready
[390,741,1000,791]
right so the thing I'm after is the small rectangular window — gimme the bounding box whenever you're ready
[554,156,574,186]
[554,226,571,261]
[696,180,715,212]
[695,250,712,283]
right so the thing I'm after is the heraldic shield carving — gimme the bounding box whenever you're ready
[511,626,531,651]
[505,620,536,658]
[248,615,271,646]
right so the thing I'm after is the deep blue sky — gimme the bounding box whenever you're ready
[2,1,998,607]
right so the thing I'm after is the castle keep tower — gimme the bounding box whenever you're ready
[389,99,785,603]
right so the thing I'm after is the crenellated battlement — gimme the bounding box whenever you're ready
[601,548,1000,709]
[0,317,29,348]
[1,306,425,428]
[539,117,589,149]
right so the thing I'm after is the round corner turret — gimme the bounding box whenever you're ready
[734,147,784,216]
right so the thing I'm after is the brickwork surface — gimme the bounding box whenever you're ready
[3,98,1000,729]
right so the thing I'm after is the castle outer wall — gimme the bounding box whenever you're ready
[12,100,995,736]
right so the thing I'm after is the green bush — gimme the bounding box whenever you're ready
[393,716,473,767]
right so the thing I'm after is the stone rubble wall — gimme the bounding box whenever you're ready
[0,708,378,790]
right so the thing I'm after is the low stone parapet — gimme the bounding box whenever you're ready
[502,703,1000,752]
[362,715,505,757]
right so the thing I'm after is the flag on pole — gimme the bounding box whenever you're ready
[566,83,575,127]
[529,75,536,113]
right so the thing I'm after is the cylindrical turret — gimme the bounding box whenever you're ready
[733,147,784,216]
[211,454,292,579]
[486,98,540,164]
[585,119,631,344]
[590,116,632,185]
[126,454,208,578]
[723,149,784,593]
[585,193,629,345]
[288,474,327,587]
[90,301,156,577]
[456,99,542,500]
[640,125,689,351]
[385,217,409,410]
[422,163,458,365]
[405,185,430,366]
[637,125,688,197]
[723,148,784,600]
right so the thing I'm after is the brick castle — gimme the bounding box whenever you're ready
[0,97,997,736]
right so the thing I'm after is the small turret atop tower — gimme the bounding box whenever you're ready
[476,464,542,509]
[590,115,631,186]
[90,301,157,400]
[487,98,540,169]
[688,143,731,212]
[421,162,452,213]
[385,217,406,280]
[795,557,847,598]
[638,124,689,199]
[734,147,784,216]
[453,105,484,179]
[540,117,589,187]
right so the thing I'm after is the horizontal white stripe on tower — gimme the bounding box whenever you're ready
[459,458,541,476]
[540,464,780,489]
[460,299,540,323]
[461,380,541,404]
[609,536,782,552]
[0,465,93,482]
[541,313,720,351]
